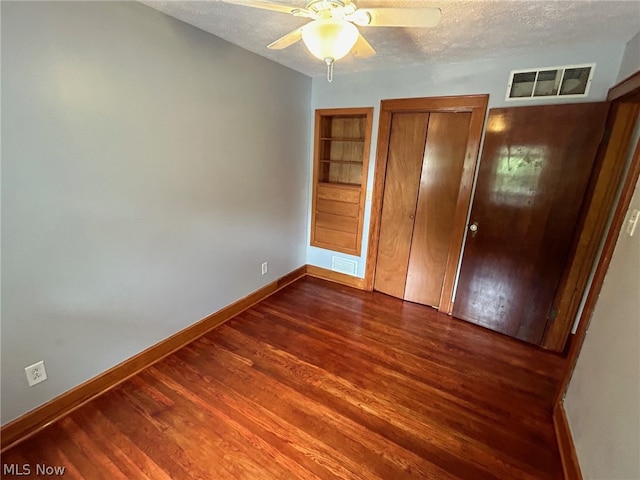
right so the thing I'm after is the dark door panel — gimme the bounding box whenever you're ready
[453,103,609,344]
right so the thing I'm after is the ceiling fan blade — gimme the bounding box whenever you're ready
[351,33,376,58]
[353,7,442,28]
[222,0,310,17]
[267,26,304,49]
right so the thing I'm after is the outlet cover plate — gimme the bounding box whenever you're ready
[25,360,48,387]
[626,209,639,237]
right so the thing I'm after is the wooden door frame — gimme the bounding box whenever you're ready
[542,96,640,350]
[364,95,489,314]
[555,70,640,403]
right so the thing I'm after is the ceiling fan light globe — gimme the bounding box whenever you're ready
[301,19,359,61]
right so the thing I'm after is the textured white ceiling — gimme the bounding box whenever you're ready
[141,0,640,77]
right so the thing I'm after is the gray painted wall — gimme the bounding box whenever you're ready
[618,30,640,82]
[1,1,311,424]
[564,30,640,479]
[564,174,640,479]
[307,44,626,278]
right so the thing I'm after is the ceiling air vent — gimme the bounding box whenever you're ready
[506,64,595,101]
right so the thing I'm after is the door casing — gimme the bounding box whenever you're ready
[365,95,488,314]
[555,71,640,398]
[365,89,637,353]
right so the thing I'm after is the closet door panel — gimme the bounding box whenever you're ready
[405,112,472,306]
[374,113,429,298]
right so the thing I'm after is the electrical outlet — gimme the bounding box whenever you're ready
[25,360,48,387]
[626,209,639,237]
[261,261,268,275]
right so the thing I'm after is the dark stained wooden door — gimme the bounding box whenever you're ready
[453,103,609,344]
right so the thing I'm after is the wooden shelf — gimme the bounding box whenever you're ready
[318,182,359,188]
[319,160,364,165]
[318,181,361,188]
[320,137,365,142]
[311,107,373,256]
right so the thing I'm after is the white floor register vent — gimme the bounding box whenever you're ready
[332,256,358,276]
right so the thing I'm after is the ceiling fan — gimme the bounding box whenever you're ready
[222,0,442,81]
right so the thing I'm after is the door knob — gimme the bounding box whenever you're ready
[469,221,479,238]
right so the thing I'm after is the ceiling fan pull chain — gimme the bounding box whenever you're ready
[325,57,334,82]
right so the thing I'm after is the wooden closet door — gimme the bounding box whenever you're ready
[368,95,487,309]
[374,113,429,298]
[404,112,472,307]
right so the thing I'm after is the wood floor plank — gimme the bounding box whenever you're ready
[224,311,560,470]
[194,340,492,479]
[1,277,565,479]
[253,301,556,408]
[73,407,170,480]
[156,361,365,480]
[245,301,557,440]
[59,417,130,480]
[210,325,550,480]
[148,365,316,480]
[168,341,459,480]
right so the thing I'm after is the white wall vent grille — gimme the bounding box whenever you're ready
[332,256,357,276]
[506,63,595,101]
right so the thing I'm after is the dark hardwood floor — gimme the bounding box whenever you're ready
[1,277,566,479]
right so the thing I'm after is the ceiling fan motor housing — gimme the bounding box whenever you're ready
[306,0,356,19]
